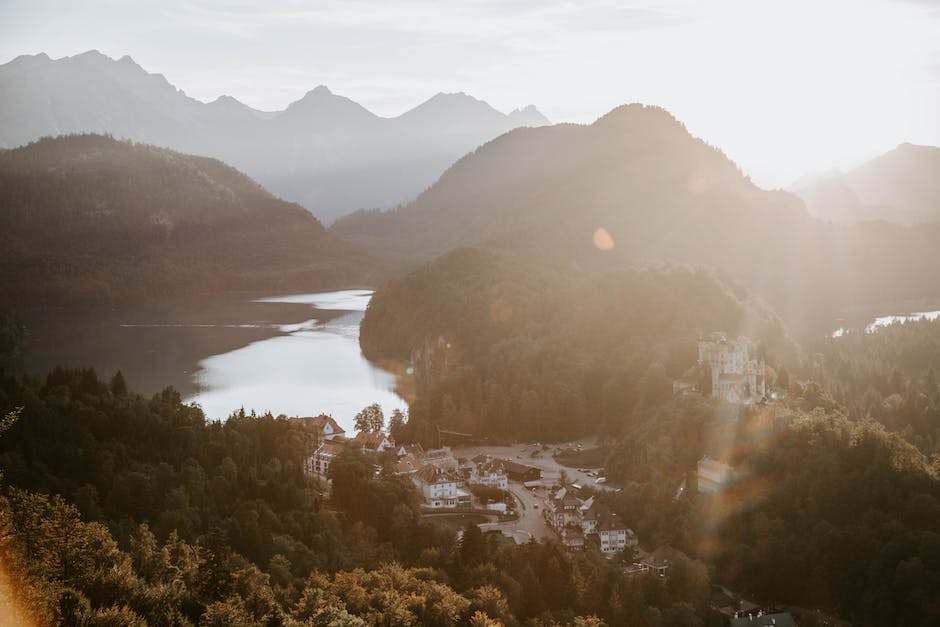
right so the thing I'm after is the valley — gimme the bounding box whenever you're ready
[1,9,939,623]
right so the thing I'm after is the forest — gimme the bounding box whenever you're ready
[361,249,940,625]
[0,134,378,308]
[360,248,794,443]
[0,368,719,626]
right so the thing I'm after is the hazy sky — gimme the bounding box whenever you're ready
[2,0,938,187]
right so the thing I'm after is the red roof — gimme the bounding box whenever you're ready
[352,431,391,450]
[416,463,459,485]
[300,415,346,435]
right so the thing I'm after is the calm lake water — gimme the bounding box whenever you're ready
[831,309,940,338]
[22,290,406,433]
[187,290,405,431]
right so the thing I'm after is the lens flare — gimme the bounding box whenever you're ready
[593,227,614,251]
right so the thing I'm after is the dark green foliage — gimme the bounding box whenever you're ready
[0,368,717,625]
[805,318,940,455]
[0,367,346,573]
[0,134,375,307]
[361,249,792,443]
[0,310,24,362]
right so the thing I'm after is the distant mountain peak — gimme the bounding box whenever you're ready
[429,91,478,102]
[308,84,333,97]
[282,85,378,123]
[11,52,49,63]
[71,49,110,62]
[211,94,244,106]
[509,104,550,127]
[117,54,142,69]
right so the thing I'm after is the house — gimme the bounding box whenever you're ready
[580,501,636,554]
[302,415,346,441]
[352,431,395,453]
[497,459,542,483]
[423,447,459,471]
[413,463,470,508]
[641,545,689,577]
[395,454,423,476]
[698,334,765,403]
[469,459,509,490]
[306,439,347,480]
[697,456,734,494]
[546,487,583,529]
[397,443,426,459]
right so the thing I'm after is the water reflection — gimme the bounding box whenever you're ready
[188,290,405,432]
[831,310,940,338]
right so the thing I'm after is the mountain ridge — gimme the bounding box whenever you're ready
[0,51,550,222]
[0,134,379,308]
[794,142,940,225]
[332,103,940,336]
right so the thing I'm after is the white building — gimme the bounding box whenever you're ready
[306,439,346,480]
[351,431,395,453]
[468,457,509,490]
[423,447,459,471]
[697,456,734,494]
[698,334,766,403]
[304,415,346,441]
[413,463,470,508]
[581,501,636,554]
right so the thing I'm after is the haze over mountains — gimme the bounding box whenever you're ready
[794,143,940,225]
[0,50,549,223]
[334,104,940,334]
[0,134,376,307]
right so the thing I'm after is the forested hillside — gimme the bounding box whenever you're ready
[0,51,549,222]
[804,317,940,455]
[0,134,377,308]
[361,248,794,443]
[602,403,940,626]
[336,105,940,334]
[0,370,717,625]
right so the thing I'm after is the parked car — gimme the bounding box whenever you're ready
[594,477,607,484]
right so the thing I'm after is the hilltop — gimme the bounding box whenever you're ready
[0,51,549,222]
[0,134,375,307]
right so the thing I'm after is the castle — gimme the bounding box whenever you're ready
[698,334,765,403]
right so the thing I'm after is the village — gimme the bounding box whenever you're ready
[292,333,798,625]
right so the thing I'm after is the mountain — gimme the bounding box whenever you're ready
[0,51,549,223]
[795,143,940,224]
[360,247,794,441]
[0,134,376,308]
[333,104,940,335]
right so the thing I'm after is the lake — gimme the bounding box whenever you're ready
[831,309,940,338]
[21,290,406,434]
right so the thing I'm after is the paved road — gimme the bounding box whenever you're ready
[455,438,616,492]
[455,438,617,544]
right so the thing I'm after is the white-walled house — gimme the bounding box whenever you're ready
[413,463,470,508]
[545,489,636,554]
[581,501,635,554]
[469,459,509,490]
[423,447,459,471]
[306,439,347,480]
[305,415,346,441]
[352,431,395,453]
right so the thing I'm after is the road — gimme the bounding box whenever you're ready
[455,438,617,544]
[454,438,616,493]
